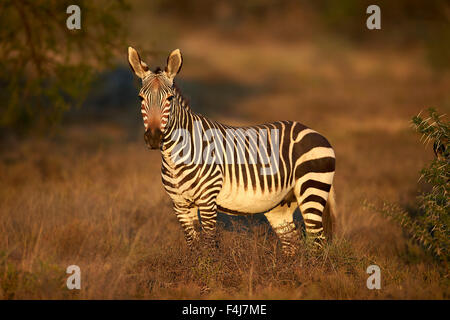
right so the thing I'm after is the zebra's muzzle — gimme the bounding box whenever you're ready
[144,128,162,149]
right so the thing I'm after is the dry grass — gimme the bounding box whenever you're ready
[1,29,449,299]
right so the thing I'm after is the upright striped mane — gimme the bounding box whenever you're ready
[173,83,191,112]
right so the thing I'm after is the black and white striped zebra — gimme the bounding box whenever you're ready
[128,47,337,254]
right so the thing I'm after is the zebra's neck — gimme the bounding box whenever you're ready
[160,85,227,164]
[161,85,197,153]
[172,83,191,112]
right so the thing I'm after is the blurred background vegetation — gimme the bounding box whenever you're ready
[0,0,449,135]
[0,0,129,134]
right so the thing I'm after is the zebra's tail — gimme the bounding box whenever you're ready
[323,185,337,241]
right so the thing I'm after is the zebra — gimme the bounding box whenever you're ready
[128,47,337,254]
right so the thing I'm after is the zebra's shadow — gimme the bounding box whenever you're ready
[214,208,305,236]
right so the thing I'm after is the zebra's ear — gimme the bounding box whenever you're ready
[165,49,183,81]
[128,47,150,79]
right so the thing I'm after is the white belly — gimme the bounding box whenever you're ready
[216,180,291,214]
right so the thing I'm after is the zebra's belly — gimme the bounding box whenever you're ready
[216,185,291,215]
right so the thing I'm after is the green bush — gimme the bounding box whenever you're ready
[378,109,449,264]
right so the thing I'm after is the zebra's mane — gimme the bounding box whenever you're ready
[172,82,191,112]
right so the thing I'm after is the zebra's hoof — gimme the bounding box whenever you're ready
[282,249,297,257]
[200,284,211,295]
[306,235,327,254]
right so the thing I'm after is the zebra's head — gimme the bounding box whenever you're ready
[128,47,183,149]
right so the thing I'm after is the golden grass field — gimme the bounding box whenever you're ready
[1,24,449,299]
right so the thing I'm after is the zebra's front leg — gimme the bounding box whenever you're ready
[173,203,200,249]
[198,202,218,249]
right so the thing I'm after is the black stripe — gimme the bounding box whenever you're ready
[300,179,331,195]
[178,167,200,186]
[295,132,332,155]
[302,207,323,216]
[301,195,327,207]
[292,123,309,140]
[294,157,335,180]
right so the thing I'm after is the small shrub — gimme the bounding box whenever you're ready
[377,108,449,264]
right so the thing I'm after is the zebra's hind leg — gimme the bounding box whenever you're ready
[264,201,299,256]
[173,204,200,249]
[294,177,333,250]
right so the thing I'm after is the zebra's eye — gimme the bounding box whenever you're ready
[138,96,144,102]
[167,95,174,102]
